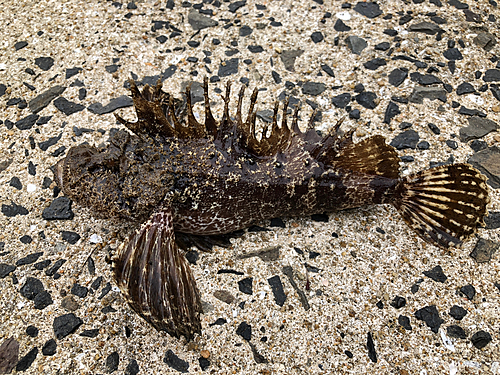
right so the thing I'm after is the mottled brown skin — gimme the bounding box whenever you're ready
[55,78,489,340]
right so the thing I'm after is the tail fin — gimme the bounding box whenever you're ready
[393,164,489,248]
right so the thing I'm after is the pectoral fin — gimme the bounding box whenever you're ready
[113,209,202,340]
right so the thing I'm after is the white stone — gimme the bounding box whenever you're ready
[27,184,37,192]
[89,234,102,243]
[336,11,351,21]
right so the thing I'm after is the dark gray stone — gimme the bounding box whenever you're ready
[16,252,43,266]
[280,50,304,72]
[345,35,367,55]
[383,101,400,124]
[239,25,252,37]
[42,339,56,356]
[15,347,38,372]
[320,64,335,77]
[20,277,44,300]
[484,212,500,229]
[353,2,382,18]
[71,284,88,298]
[459,284,476,300]
[458,106,486,117]
[443,48,463,60]
[9,177,22,190]
[61,231,80,244]
[218,58,238,77]
[268,275,286,306]
[415,305,444,333]
[302,82,326,96]
[87,95,133,115]
[2,202,28,217]
[470,238,498,263]
[15,114,39,130]
[460,117,498,142]
[354,91,377,109]
[471,330,492,349]
[398,315,412,330]
[188,9,218,30]
[125,359,140,375]
[423,265,447,283]
[33,290,53,309]
[0,264,16,278]
[367,332,377,363]
[409,86,447,104]
[238,277,253,295]
[363,58,387,70]
[408,21,442,35]
[228,0,246,12]
[410,72,441,85]
[236,321,252,341]
[29,85,66,113]
[163,350,189,373]
[53,313,83,339]
[106,351,119,373]
[334,19,351,32]
[456,82,475,95]
[332,93,351,108]
[468,146,500,188]
[390,129,419,150]
[53,97,85,115]
[449,305,467,320]
[447,325,466,339]
[42,197,74,220]
[35,57,54,71]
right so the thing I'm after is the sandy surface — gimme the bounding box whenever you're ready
[0,0,499,374]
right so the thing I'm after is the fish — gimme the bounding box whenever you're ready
[54,78,490,341]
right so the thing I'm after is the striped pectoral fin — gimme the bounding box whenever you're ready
[393,163,490,248]
[113,209,202,340]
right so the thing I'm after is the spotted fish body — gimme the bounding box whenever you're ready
[56,78,489,340]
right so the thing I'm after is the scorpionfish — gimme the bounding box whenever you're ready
[55,78,490,340]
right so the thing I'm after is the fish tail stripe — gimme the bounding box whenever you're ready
[393,163,489,248]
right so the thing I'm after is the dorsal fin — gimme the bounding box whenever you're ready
[329,135,400,179]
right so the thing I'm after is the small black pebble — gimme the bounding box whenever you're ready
[447,325,466,339]
[390,296,406,309]
[398,315,412,330]
[106,351,119,373]
[42,339,57,356]
[459,284,476,300]
[471,330,492,349]
[449,305,467,320]
[26,325,39,337]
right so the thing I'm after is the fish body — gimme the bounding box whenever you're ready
[55,79,489,340]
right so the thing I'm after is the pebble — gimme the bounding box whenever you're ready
[332,93,351,108]
[409,86,447,103]
[459,117,498,142]
[268,275,286,306]
[125,359,140,375]
[61,231,80,244]
[0,264,16,279]
[388,68,408,87]
[366,332,377,363]
[334,20,350,32]
[390,129,419,150]
[423,265,447,283]
[398,315,412,330]
[15,347,38,372]
[345,35,367,55]
[87,95,133,115]
[354,91,377,109]
[471,330,492,349]
[414,305,444,333]
[2,202,28,217]
[459,284,476,300]
[449,305,467,320]
[53,97,85,115]
[353,2,382,18]
[383,102,400,124]
[15,114,39,131]
[236,321,252,341]
[468,146,500,188]
[41,339,57,356]
[53,313,83,339]
[390,296,406,309]
[61,295,80,311]
[280,49,303,72]
[34,56,54,71]
[456,82,475,95]
[447,325,466,339]
[42,197,74,220]
[302,82,326,96]
[0,338,19,374]
[238,277,253,295]
[163,350,189,373]
[106,352,119,373]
